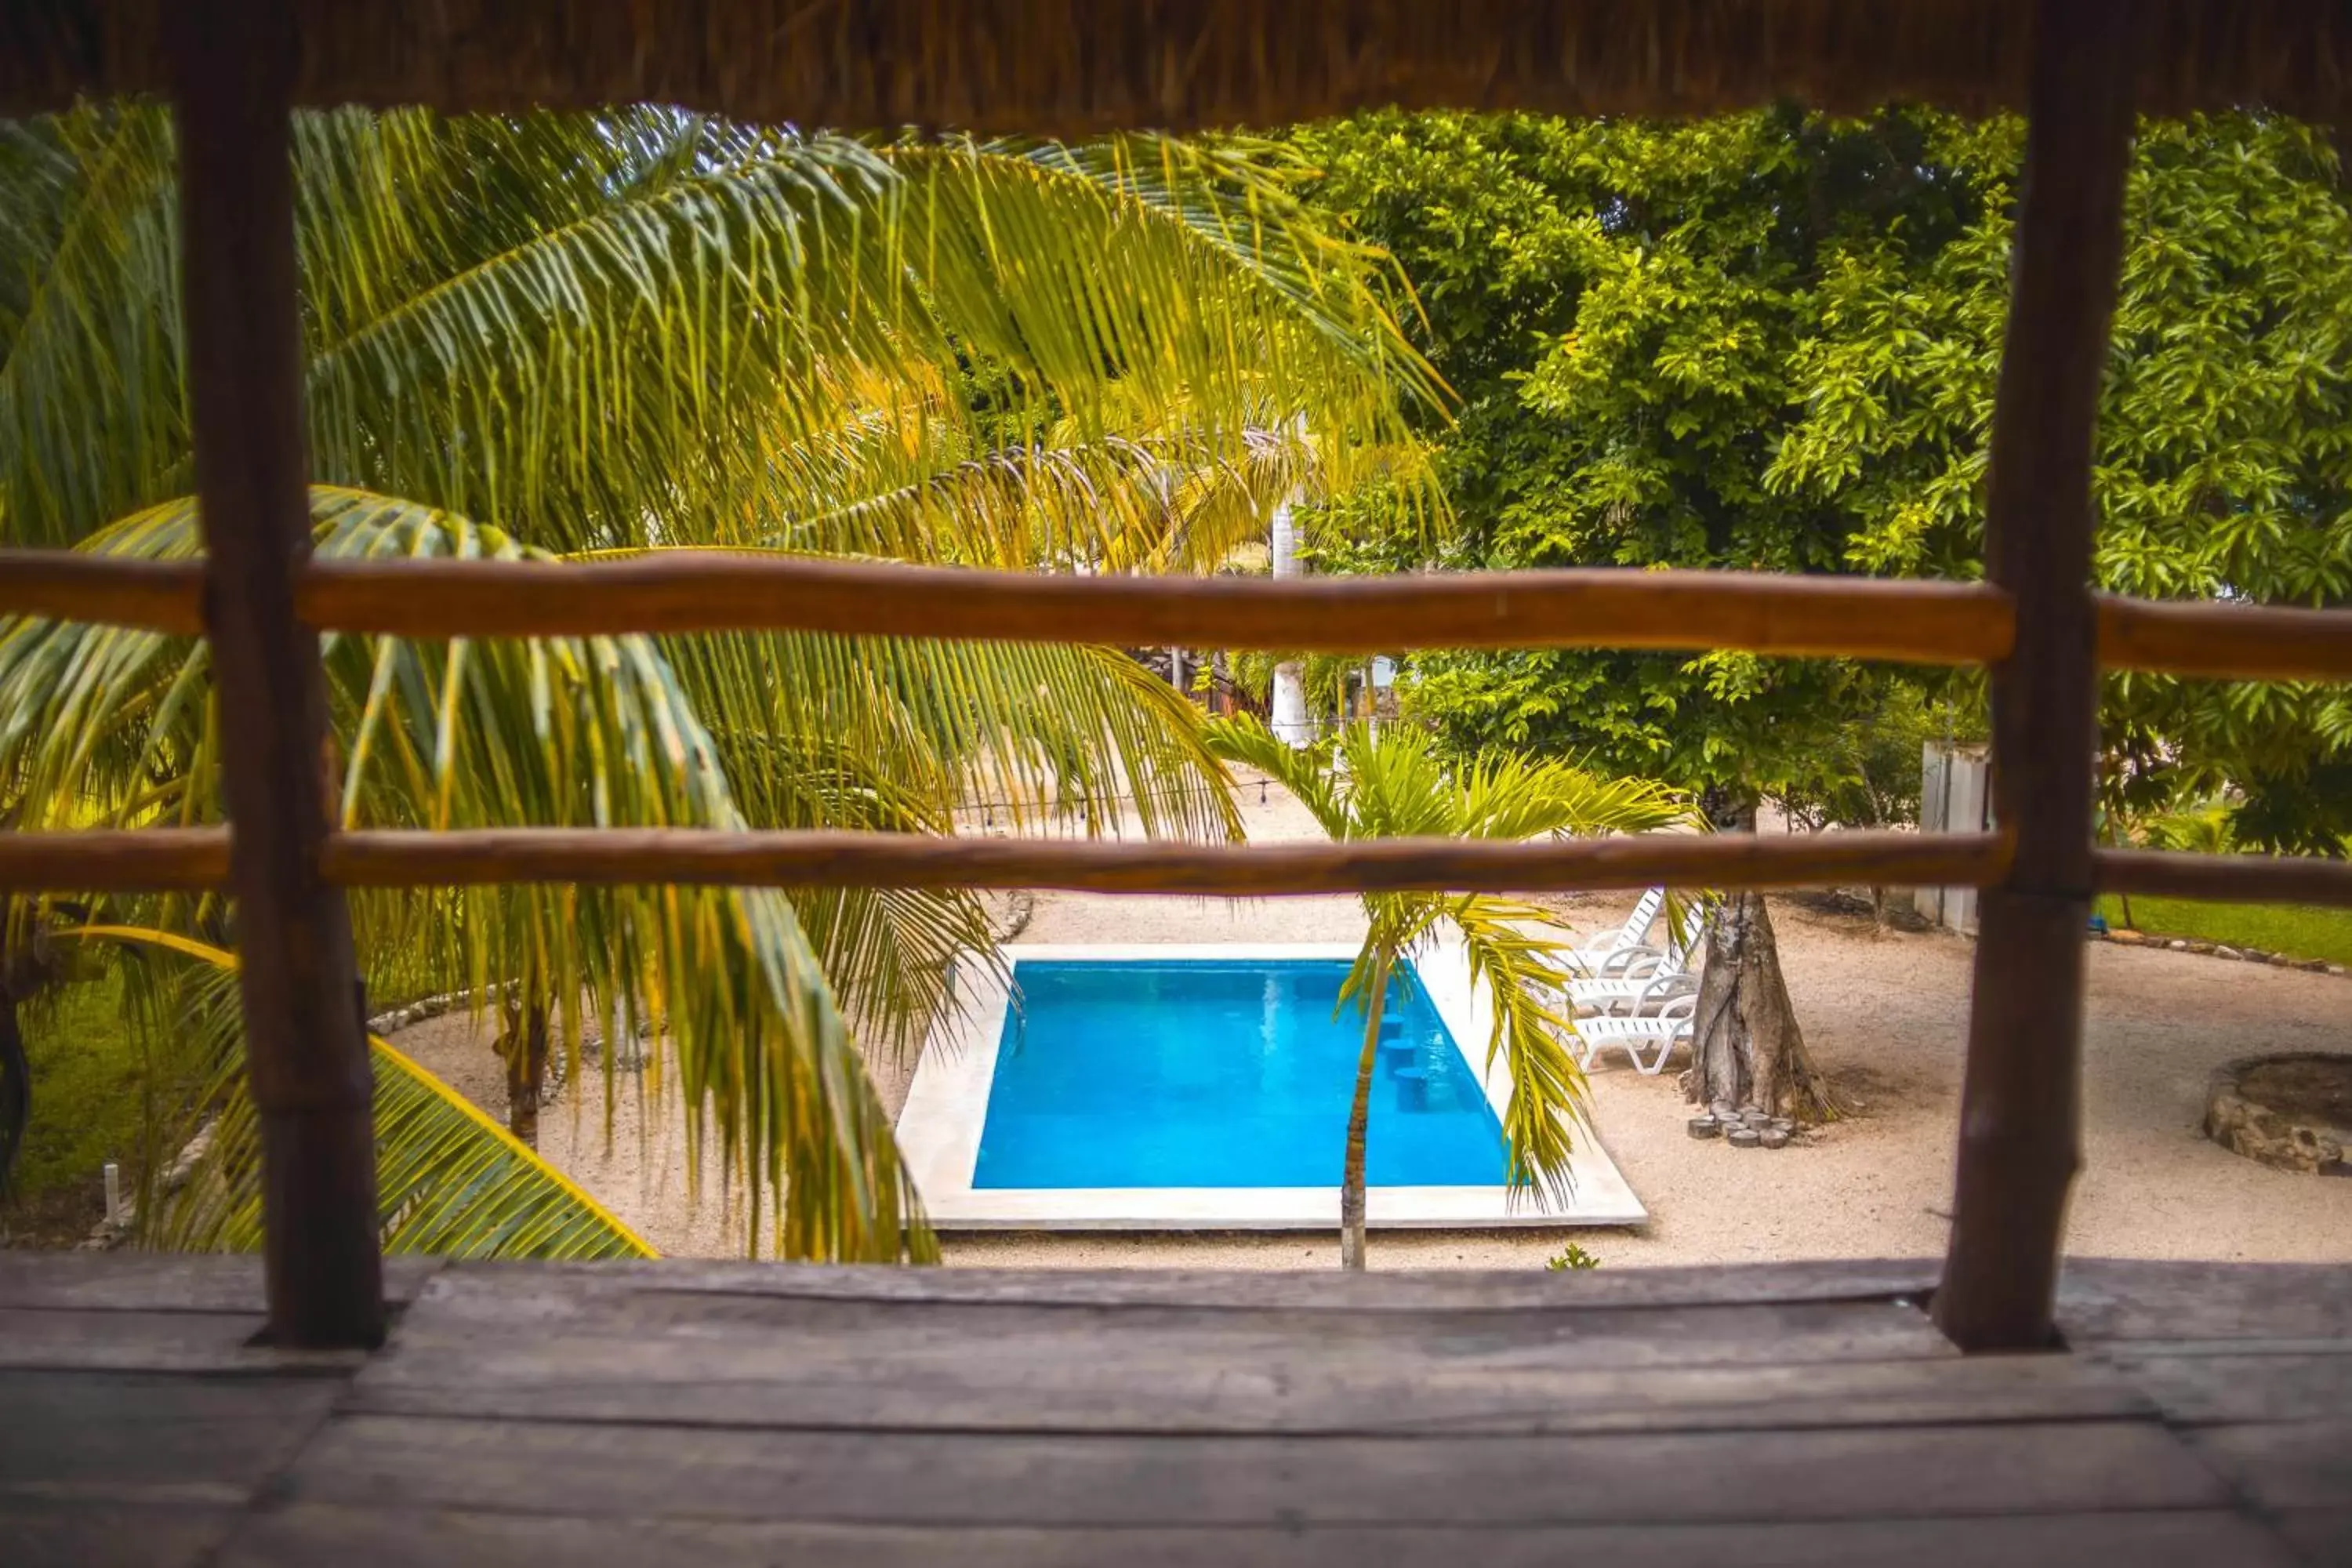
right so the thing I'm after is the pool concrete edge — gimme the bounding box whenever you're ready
[895,941,1649,1232]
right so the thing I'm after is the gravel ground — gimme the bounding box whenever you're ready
[393,777,2352,1271]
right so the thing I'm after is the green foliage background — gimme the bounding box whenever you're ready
[1293,107,2352,848]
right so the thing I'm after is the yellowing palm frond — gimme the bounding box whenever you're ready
[56,924,654,1260]
[5,493,931,1261]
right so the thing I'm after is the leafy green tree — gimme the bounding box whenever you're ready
[0,106,1430,1258]
[1293,105,2352,847]
[1290,106,2352,1116]
[1202,717,1688,1269]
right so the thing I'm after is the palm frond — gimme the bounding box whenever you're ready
[1209,719,1674,1212]
[57,924,655,1259]
[1200,714,1349,833]
[4,492,933,1261]
[1446,896,1588,1207]
[1452,753,1697,842]
[0,105,185,547]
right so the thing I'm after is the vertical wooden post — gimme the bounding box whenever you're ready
[1935,0,2135,1352]
[172,0,383,1347]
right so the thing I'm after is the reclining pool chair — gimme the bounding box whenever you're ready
[1563,887,1666,978]
[1567,901,1708,1015]
[1572,973,1698,1075]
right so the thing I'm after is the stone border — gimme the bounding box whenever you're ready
[2204,1053,2350,1175]
[2096,927,2347,978]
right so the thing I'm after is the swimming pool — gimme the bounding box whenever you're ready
[895,942,1646,1230]
[974,958,1506,1189]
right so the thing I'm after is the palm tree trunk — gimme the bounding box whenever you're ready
[0,982,27,1195]
[499,1001,550,1147]
[1339,956,1388,1270]
[1270,499,1310,746]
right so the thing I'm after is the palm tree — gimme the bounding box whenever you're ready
[0,106,1436,1259]
[1203,717,1692,1269]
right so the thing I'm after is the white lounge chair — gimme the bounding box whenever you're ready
[1573,974,1697,1075]
[1563,887,1665,978]
[1568,902,1708,1014]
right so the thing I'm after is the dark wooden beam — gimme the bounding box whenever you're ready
[1936,0,2137,1352]
[170,0,381,1348]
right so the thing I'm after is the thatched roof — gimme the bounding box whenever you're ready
[5,1,2351,129]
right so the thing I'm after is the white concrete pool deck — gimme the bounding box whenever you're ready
[895,942,1648,1231]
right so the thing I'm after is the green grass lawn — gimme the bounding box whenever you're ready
[6,971,148,1209]
[2095,894,2352,967]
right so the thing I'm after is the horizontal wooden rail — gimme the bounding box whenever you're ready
[0,828,229,891]
[11,827,2343,910]
[2095,848,2352,909]
[320,827,2011,897]
[0,551,205,636]
[2097,596,2352,683]
[297,557,2018,664]
[7,553,2350,686]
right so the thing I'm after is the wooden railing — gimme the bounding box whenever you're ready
[11,548,2350,681]
[5,0,2346,1356]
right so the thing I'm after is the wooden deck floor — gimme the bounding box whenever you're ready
[2,1253,2346,1566]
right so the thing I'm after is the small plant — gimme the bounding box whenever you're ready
[1546,1242,1602,1272]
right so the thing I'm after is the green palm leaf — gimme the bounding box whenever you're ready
[3,492,932,1261]
[57,924,653,1259]
[0,100,1433,1261]
[1202,716,1693,1257]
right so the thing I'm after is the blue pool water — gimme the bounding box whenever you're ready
[972,959,1508,1189]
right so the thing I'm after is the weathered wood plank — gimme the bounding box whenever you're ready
[2087,1347,2352,1425]
[0,1500,241,1568]
[217,1504,2299,1568]
[281,1416,2228,1526]
[415,1256,1941,1314]
[0,1306,370,1374]
[0,1252,442,1313]
[2183,1422,2352,1515]
[2273,1511,2352,1568]
[357,1330,2140,1436]
[368,1275,2092,1438]
[397,1277,1947,1361]
[0,1371,341,1492]
[2060,1258,2352,1344]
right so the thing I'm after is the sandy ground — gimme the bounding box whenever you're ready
[393,777,2352,1270]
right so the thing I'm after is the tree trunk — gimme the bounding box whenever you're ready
[1687,891,1835,1123]
[1269,499,1310,746]
[497,1000,550,1146]
[1338,959,1388,1269]
[1686,793,1837,1123]
[0,982,27,1194]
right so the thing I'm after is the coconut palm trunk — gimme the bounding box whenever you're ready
[1337,953,1389,1269]
[1269,499,1312,746]
[1205,717,1693,1268]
